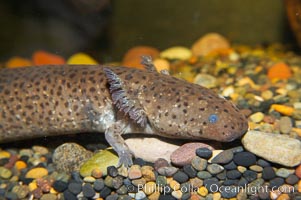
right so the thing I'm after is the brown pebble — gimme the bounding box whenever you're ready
[32,188,43,199]
[128,165,142,179]
[4,155,18,169]
[36,178,53,193]
[171,143,214,166]
[296,164,301,178]
[91,168,103,179]
[154,158,169,171]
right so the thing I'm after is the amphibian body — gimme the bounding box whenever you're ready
[0,57,248,166]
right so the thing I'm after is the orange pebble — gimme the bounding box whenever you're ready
[5,56,32,68]
[190,193,201,200]
[15,160,27,170]
[32,50,65,65]
[122,46,159,69]
[270,104,294,116]
[296,164,301,178]
[267,62,292,80]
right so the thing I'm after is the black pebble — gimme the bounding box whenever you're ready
[243,170,257,182]
[223,179,239,186]
[269,177,284,188]
[285,174,299,185]
[0,188,5,196]
[159,194,177,200]
[64,190,77,200]
[211,149,233,164]
[173,171,189,183]
[19,155,29,162]
[262,166,276,180]
[99,186,112,198]
[133,158,146,166]
[238,177,249,187]
[107,166,118,177]
[53,180,68,192]
[94,179,105,192]
[204,178,220,192]
[220,185,238,198]
[82,183,95,198]
[182,192,191,200]
[68,182,82,195]
[163,185,172,195]
[223,161,237,170]
[183,165,197,178]
[216,171,227,180]
[106,193,119,200]
[226,170,242,179]
[196,148,212,159]
[257,159,271,167]
[233,152,256,167]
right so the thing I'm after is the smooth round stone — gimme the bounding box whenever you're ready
[207,164,224,175]
[141,166,156,181]
[197,171,212,179]
[107,166,118,177]
[243,170,257,182]
[160,46,192,60]
[63,190,77,200]
[194,74,217,88]
[285,174,299,185]
[189,177,203,188]
[276,168,294,178]
[104,176,114,188]
[25,167,48,179]
[171,190,183,199]
[279,116,293,134]
[226,170,242,179]
[32,146,49,155]
[135,191,146,200]
[112,176,124,189]
[249,165,263,172]
[106,194,119,200]
[195,148,213,159]
[128,165,142,180]
[116,185,128,195]
[52,180,68,192]
[132,178,146,188]
[173,171,189,183]
[99,186,111,198]
[83,176,96,183]
[203,178,220,193]
[220,185,238,198]
[191,157,207,171]
[157,166,178,177]
[238,177,249,187]
[181,192,191,200]
[40,194,57,200]
[262,166,276,180]
[156,175,167,186]
[82,183,95,198]
[143,181,156,195]
[0,167,12,179]
[68,182,82,195]
[223,179,239,186]
[12,185,29,199]
[269,177,285,188]
[223,161,237,170]
[257,159,271,167]
[93,179,105,192]
[154,158,169,171]
[258,183,270,199]
[183,165,197,178]
[250,112,265,123]
[210,150,233,164]
[216,170,227,180]
[197,186,208,197]
[233,152,257,167]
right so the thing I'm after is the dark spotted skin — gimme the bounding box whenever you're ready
[0,64,248,166]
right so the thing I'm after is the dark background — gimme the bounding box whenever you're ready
[0,0,296,63]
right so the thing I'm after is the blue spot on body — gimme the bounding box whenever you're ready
[209,114,218,123]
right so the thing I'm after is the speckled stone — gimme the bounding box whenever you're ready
[191,156,207,171]
[40,194,57,200]
[207,164,224,175]
[157,166,178,177]
[154,158,169,171]
[285,174,299,185]
[53,143,93,173]
[210,149,233,164]
[128,165,142,180]
[279,116,293,134]
[12,185,30,199]
[197,171,212,179]
[276,168,294,178]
